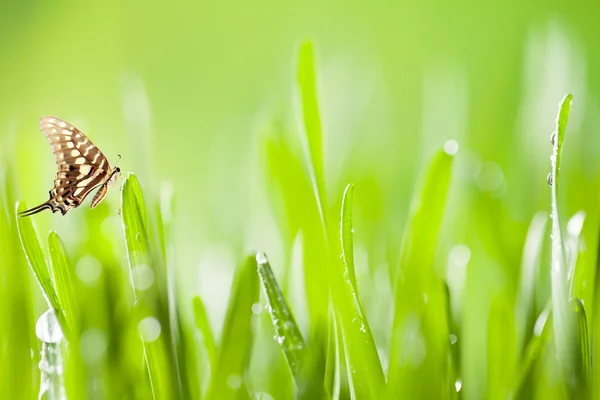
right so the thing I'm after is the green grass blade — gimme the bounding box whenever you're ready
[513,303,551,399]
[515,211,548,356]
[340,184,357,289]
[121,173,176,400]
[192,295,217,373]
[255,252,306,377]
[337,183,385,398]
[207,255,259,400]
[488,297,516,400]
[192,296,217,389]
[0,171,37,399]
[548,94,582,392]
[48,231,80,335]
[388,150,454,398]
[16,201,67,334]
[296,39,327,224]
[569,298,591,395]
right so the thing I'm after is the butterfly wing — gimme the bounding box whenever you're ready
[19,117,112,216]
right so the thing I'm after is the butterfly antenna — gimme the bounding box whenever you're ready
[114,154,122,167]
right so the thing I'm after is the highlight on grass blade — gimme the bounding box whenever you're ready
[255,252,306,377]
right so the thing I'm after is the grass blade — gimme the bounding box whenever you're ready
[388,150,454,398]
[297,39,327,223]
[548,94,585,394]
[515,211,548,356]
[48,231,80,335]
[337,184,385,398]
[16,201,68,336]
[192,295,217,389]
[121,173,176,400]
[207,255,259,400]
[256,252,306,377]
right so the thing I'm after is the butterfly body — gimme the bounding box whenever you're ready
[19,117,121,217]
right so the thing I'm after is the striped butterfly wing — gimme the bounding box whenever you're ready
[19,117,112,216]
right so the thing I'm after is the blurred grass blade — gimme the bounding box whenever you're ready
[192,295,217,375]
[48,231,79,335]
[337,183,385,397]
[207,255,259,400]
[297,323,328,400]
[513,302,551,399]
[388,150,454,398]
[16,201,68,335]
[297,39,327,224]
[569,298,591,394]
[515,211,548,356]
[548,94,583,391]
[487,298,516,400]
[121,173,176,400]
[255,252,306,377]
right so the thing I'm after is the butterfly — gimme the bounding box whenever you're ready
[19,116,121,217]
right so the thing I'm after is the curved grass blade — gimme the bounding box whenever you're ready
[207,255,259,400]
[513,302,551,399]
[193,295,217,390]
[569,297,591,395]
[337,184,385,398]
[16,201,68,335]
[388,150,454,398]
[515,212,548,356]
[255,252,306,377]
[548,94,585,393]
[297,39,327,225]
[48,231,79,335]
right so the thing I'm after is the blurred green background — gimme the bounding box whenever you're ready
[1,1,600,399]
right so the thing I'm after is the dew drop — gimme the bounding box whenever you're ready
[449,333,458,344]
[550,131,557,145]
[256,252,268,265]
[455,379,462,392]
[36,310,63,344]
[547,172,553,187]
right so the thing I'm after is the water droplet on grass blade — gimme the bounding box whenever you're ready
[449,334,457,344]
[256,252,268,265]
[455,380,462,392]
[36,310,63,344]
[547,172,553,187]
[550,131,557,145]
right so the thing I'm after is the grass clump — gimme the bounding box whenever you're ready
[0,41,595,400]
